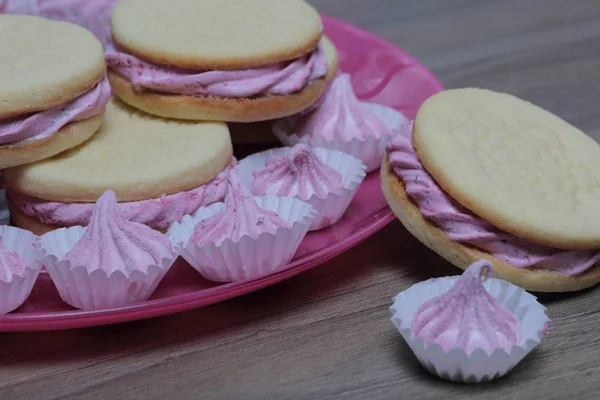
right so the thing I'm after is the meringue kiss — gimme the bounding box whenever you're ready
[190,170,292,247]
[252,144,343,200]
[64,190,174,274]
[411,260,520,355]
[295,73,392,141]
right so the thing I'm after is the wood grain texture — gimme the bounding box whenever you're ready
[4,1,600,399]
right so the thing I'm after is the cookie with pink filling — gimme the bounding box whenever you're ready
[382,88,600,292]
[106,0,338,122]
[3,98,233,235]
[391,260,550,383]
[0,14,110,168]
[237,144,366,230]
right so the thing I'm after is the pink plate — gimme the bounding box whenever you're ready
[0,15,442,331]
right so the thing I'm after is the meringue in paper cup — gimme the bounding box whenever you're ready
[38,226,178,310]
[237,145,366,230]
[0,225,43,314]
[36,191,179,310]
[168,196,316,282]
[390,261,550,383]
[273,74,407,173]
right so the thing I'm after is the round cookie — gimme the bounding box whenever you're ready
[413,88,600,250]
[108,36,339,122]
[0,15,107,169]
[0,14,105,118]
[111,0,323,70]
[3,98,233,203]
[381,157,600,293]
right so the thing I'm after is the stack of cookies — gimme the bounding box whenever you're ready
[0,0,360,310]
[2,0,341,235]
[0,14,110,222]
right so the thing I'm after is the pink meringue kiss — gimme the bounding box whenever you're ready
[273,73,407,173]
[391,260,550,383]
[168,170,316,282]
[237,144,366,231]
[0,225,42,314]
[36,190,178,310]
[106,43,327,99]
[412,261,519,355]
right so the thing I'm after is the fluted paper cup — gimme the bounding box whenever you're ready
[37,226,178,310]
[390,276,550,383]
[0,226,42,314]
[168,196,316,282]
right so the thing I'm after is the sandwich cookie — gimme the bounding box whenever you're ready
[106,0,338,122]
[0,14,110,168]
[382,88,600,292]
[4,98,233,235]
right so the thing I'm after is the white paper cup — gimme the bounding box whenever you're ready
[390,275,550,383]
[168,196,316,282]
[273,102,407,173]
[0,226,42,314]
[36,226,179,310]
[237,146,366,231]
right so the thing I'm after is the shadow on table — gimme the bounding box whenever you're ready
[387,326,547,392]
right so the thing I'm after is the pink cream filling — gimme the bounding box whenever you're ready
[0,77,112,145]
[7,159,235,230]
[105,44,328,99]
[386,121,600,276]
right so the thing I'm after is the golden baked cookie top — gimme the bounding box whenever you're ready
[413,88,600,250]
[0,14,105,119]
[3,99,233,203]
[111,0,323,70]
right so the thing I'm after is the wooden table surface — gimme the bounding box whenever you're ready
[3,1,600,399]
